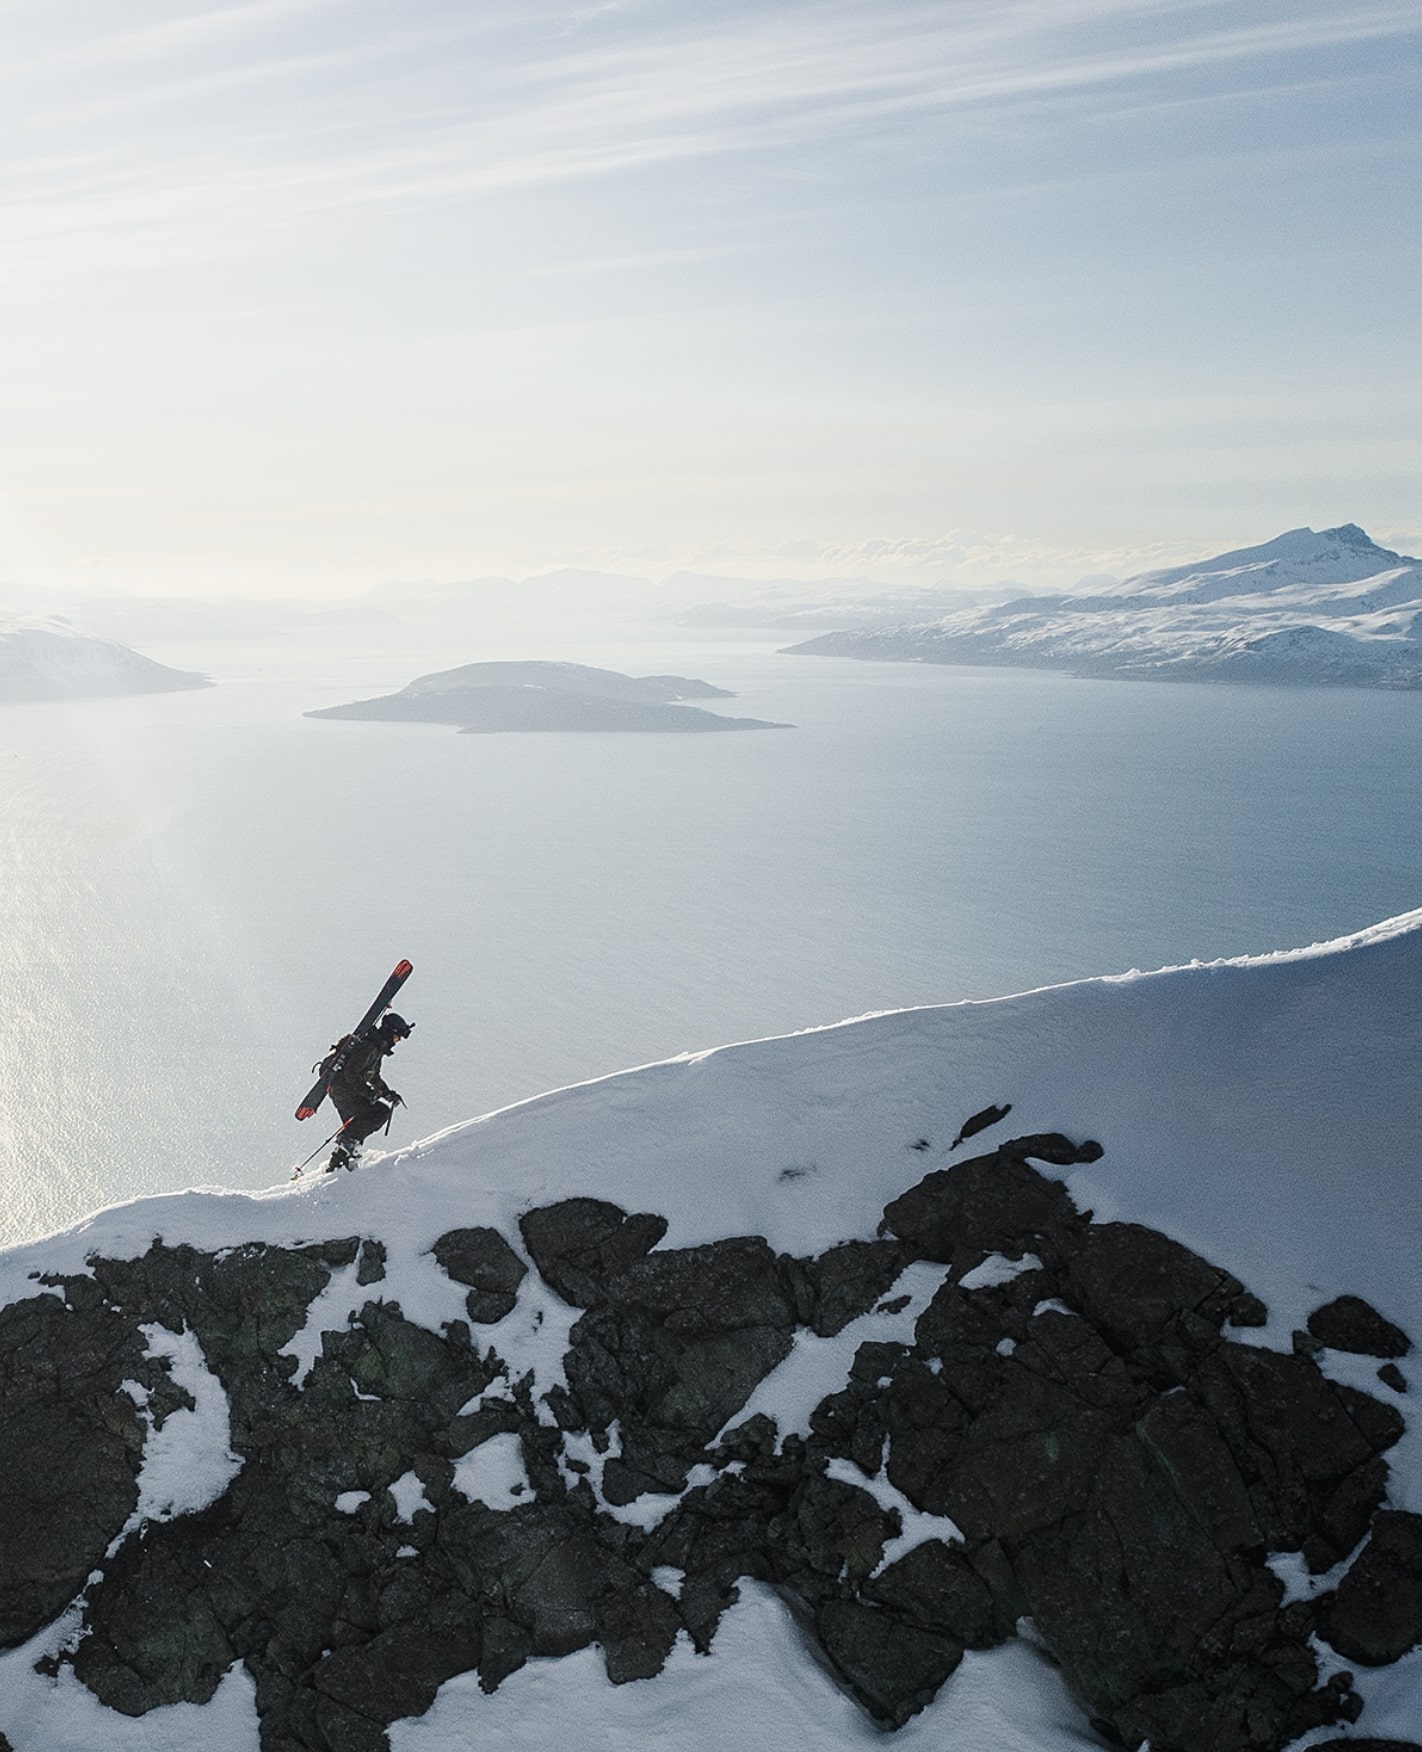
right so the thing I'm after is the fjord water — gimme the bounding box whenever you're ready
[2,636,1420,1247]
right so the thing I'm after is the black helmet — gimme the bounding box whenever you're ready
[381,1013,413,1041]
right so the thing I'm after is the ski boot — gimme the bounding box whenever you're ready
[325,1139,361,1173]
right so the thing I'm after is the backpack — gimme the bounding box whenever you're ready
[312,1033,354,1078]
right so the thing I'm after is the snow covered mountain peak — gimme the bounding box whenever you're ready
[786,522,1422,687]
[1117,523,1415,603]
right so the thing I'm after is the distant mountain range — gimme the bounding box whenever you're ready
[307,660,791,733]
[0,617,210,701]
[784,526,1422,688]
[364,570,1009,636]
[9,570,1002,648]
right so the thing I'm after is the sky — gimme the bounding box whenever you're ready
[0,0,1418,597]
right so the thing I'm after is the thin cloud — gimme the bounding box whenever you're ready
[1,0,1415,277]
[0,0,344,82]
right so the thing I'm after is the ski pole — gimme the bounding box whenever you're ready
[292,1120,352,1178]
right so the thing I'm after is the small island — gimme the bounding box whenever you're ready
[0,618,210,702]
[307,659,791,733]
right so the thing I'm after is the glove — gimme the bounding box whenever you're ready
[385,1090,404,1108]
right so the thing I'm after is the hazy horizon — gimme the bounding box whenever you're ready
[4,520,1420,620]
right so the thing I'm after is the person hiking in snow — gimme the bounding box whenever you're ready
[326,1012,413,1171]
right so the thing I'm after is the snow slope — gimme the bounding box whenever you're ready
[1,911,1420,1749]
[786,526,1422,686]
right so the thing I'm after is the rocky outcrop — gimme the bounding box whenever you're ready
[431,1227,527,1323]
[0,1131,1417,1752]
[1311,1742,1422,1751]
[1316,1511,1422,1666]
[0,1276,193,1642]
[1308,1295,1412,1359]
[518,1198,668,1306]
[949,1100,1012,1149]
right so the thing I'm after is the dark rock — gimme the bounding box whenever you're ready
[1308,1296,1411,1359]
[478,1616,535,1692]
[1010,1433,1252,1712]
[357,1240,387,1285]
[313,1621,479,1723]
[1379,1363,1407,1393]
[600,1581,683,1683]
[518,1199,668,1306]
[1317,1512,1422,1665]
[1192,1344,1395,1561]
[508,1533,604,1655]
[788,1238,914,1337]
[879,1137,1086,1264]
[1115,1657,1356,1752]
[815,1599,962,1727]
[1315,1456,1392,1565]
[0,1126,1417,1752]
[1011,1133,1104,1166]
[432,1227,528,1322]
[606,1234,797,1330]
[864,1538,1009,1649]
[0,1288,163,1646]
[886,1308,1140,1542]
[1228,1292,1269,1327]
[1337,1383,1406,1456]
[1310,1742,1422,1751]
[85,1239,340,1430]
[713,1412,780,1464]
[565,1234,799,1502]
[1059,1221,1251,1363]
[71,1512,238,1712]
[57,1238,502,1750]
[1134,1389,1263,1553]
[772,1471,898,1597]
[950,1102,1012,1149]
[913,1272,1039,1360]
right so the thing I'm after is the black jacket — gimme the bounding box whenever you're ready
[329,1034,395,1110]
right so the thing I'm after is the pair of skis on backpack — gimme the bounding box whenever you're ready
[290,959,412,1180]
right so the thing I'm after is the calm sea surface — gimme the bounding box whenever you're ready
[2,632,1419,1247]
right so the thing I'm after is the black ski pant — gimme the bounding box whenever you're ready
[333,1096,393,1149]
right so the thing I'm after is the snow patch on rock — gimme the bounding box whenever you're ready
[124,1324,242,1535]
[728,1260,951,1443]
[451,1432,530,1511]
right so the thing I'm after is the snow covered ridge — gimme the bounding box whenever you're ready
[2,912,1422,1752]
[784,524,1422,687]
[0,615,209,700]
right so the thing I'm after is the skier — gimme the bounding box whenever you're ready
[325,1011,414,1171]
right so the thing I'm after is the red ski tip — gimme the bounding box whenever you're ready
[393,959,413,977]
[296,1105,317,1121]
